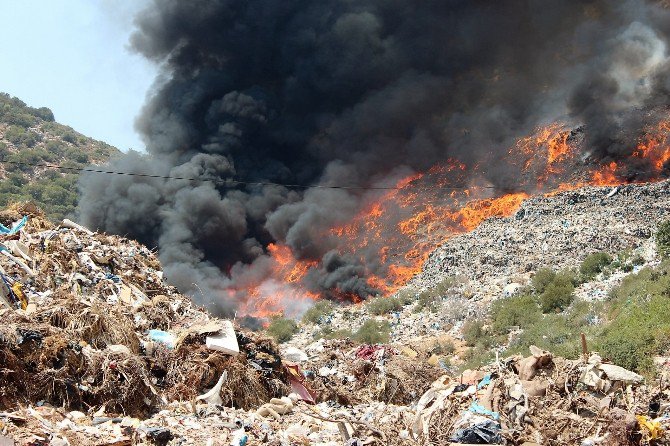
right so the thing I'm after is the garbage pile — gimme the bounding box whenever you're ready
[0,203,443,445]
[411,345,667,446]
[285,339,442,407]
[0,204,287,425]
[3,191,670,445]
[417,181,670,301]
[287,182,670,354]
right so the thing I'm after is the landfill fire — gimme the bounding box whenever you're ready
[76,0,670,320]
[234,118,670,318]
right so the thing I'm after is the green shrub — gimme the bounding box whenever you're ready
[491,294,541,334]
[62,131,78,144]
[45,140,67,157]
[353,319,391,344]
[631,254,645,266]
[5,125,25,145]
[432,340,456,355]
[266,316,299,343]
[21,131,39,147]
[596,297,670,374]
[366,296,404,315]
[580,252,612,280]
[607,265,670,304]
[460,346,495,372]
[554,269,578,287]
[595,261,670,373]
[7,172,26,187]
[657,220,670,259]
[4,112,36,128]
[432,276,456,296]
[302,300,334,325]
[509,313,580,358]
[31,106,54,122]
[414,290,442,313]
[395,288,417,305]
[532,268,556,294]
[64,146,89,164]
[462,320,487,346]
[539,281,574,313]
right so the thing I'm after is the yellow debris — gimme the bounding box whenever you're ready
[11,282,27,310]
[636,414,663,440]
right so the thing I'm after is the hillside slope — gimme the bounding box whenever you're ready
[289,181,670,369]
[0,93,120,220]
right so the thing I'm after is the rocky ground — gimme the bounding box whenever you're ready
[2,180,670,445]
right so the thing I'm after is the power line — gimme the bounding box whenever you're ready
[3,157,657,192]
[0,158,500,191]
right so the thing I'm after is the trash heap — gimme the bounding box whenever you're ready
[2,201,670,445]
[0,204,292,443]
[290,339,441,407]
[411,346,668,446]
[417,181,670,302]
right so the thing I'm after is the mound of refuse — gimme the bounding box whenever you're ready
[411,346,658,446]
[0,203,289,417]
[1,202,670,445]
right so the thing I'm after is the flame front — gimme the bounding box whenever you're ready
[232,118,670,318]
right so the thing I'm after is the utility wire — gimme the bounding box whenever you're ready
[3,157,655,191]
[0,158,501,190]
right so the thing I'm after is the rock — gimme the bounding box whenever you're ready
[141,427,173,445]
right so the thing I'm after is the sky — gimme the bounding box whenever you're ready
[0,1,157,151]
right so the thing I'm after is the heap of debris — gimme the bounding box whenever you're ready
[3,191,670,445]
[0,204,291,443]
[0,203,443,445]
[417,181,670,299]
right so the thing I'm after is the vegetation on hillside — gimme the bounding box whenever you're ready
[0,93,119,221]
[461,236,670,375]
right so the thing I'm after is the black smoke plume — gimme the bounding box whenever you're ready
[78,0,670,316]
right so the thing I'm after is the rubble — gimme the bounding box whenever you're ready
[287,182,670,353]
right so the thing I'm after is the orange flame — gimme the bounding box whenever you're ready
[233,116,670,318]
[450,192,529,231]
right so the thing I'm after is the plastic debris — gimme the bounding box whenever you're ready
[468,401,500,420]
[205,320,240,355]
[196,371,228,406]
[283,346,308,362]
[636,415,664,441]
[0,216,27,235]
[450,414,503,444]
[60,218,94,235]
[231,429,248,446]
[147,330,176,349]
[284,363,317,403]
[580,353,643,393]
[256,396,294,420]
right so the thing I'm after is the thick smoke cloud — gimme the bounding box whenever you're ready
[78,0,670,316]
